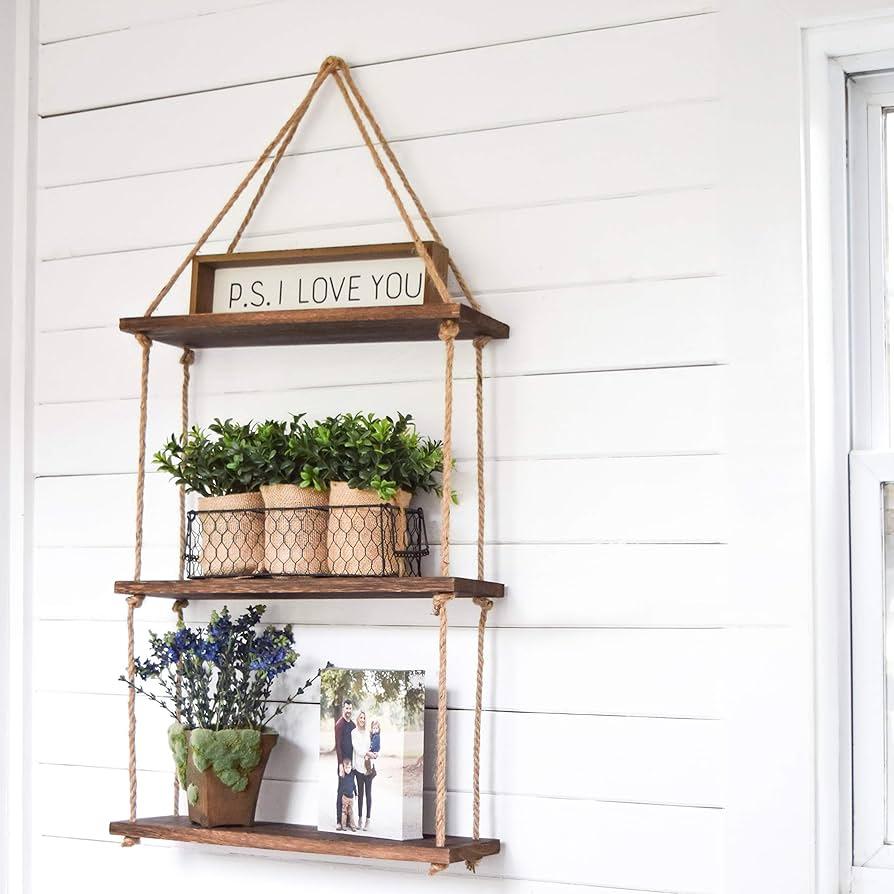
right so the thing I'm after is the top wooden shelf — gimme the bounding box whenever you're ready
[119,304,509,349]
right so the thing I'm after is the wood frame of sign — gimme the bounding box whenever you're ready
[189,241,450,316]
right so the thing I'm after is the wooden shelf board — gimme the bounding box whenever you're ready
[119,304,509,348]
[109,816,500,865]
[113,575,504,600]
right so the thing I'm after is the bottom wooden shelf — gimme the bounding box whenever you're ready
[109,816,500,866]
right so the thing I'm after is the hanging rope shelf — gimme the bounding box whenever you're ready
[108,55,509,874]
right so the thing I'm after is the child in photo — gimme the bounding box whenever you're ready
[366,719,381,775]
[337,758,357,831]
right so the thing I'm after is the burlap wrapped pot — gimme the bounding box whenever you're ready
[327,481,412,576]
[260,484,329,575]
[196,492,265,577]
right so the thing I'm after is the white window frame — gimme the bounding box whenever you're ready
[803,19,894,894]
[846,71,894,876]
[847,73,894,452]
[850,451,894,867]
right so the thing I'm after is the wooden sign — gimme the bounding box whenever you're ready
[190,242,449,315]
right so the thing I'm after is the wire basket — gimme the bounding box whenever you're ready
[185,504,429,578]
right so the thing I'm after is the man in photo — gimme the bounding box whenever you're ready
[334,699,355,826]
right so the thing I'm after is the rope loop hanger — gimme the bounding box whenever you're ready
[122,55,496,871]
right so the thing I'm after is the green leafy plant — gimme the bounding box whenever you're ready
[248,414,327,488]
[319,412,455,502]
[153,418,271,497]
[153,412,455,502]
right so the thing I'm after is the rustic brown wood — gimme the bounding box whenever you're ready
[120,303,508,348]
[186,733,277,828]
[189,241,450,315]
[189,254,215,315]
[113,576,504,600]
[109,815,501,865]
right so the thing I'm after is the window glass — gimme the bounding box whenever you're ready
[884,481,894,838]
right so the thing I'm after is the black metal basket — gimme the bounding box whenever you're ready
[185,504,429,579]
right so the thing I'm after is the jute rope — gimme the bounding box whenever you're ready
[473,338,490,580]
[123,333,152,846]
[142,56,339,318]
[172,348,193,815]
[171,598,188,815]
[334,63,481,312]
[464,334,493,871]
[429,591,454,876]
[329,67,452,307]
[427,320,459,874]
[225,69,320,254]
[177,349,195,577]
[438,321,459,576]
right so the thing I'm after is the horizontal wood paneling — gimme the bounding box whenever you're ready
[33,453,725,548]
[35,692,724,806]
[35,201,718,346]
[36,280,724,408]
[34,366,725,475]
[38,7,716,114]
[35,765,723,891]
[31,4,727,890]
[35,619,722,719]
[38,106,717,259]
[34,836,692,894]
[38,46,717,188]
[39,0,275,43]
[33,541,728,627]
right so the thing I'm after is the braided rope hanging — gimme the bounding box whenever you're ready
[122,56,495,872]
[171,347,194,815]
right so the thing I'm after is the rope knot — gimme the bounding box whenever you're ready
[322,55,346,71]
[438,319,460,343]
[134,333,152,351]
[431,592,454,616]
[121,835,140,848]
[472,336,492,350]
[179,348,195,367]
[172,598,189,616]
[428,863,448,876]
[472,596,494,613]
[126,594,145,610]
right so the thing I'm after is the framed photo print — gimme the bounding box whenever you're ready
[319,667,425,840]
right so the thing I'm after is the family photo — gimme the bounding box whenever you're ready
[318,667,425,841]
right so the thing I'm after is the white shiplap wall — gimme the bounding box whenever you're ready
[31,4,727,893]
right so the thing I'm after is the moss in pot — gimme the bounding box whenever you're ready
[318,413,455,575]
[154,419,268,576]
[121,604,331,827]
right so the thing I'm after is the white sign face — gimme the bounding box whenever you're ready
[212,256,427,313]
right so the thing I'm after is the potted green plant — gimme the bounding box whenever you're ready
[253,416,330,575]
[320,413,453,575]
[154,419,268,576]
[120,604,329,828]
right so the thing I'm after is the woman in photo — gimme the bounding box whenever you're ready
[350,710,378,831]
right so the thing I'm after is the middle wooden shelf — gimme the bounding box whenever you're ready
[114,575,505,601]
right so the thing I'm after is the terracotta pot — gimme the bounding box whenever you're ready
[260,484,329,575]
[185,731,278,828]
[196,492,264,577]
[326,482,412,576]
